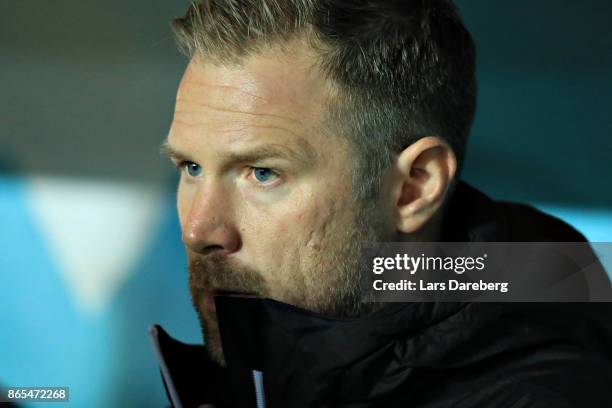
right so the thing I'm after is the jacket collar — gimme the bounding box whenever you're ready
[151,298,470,407]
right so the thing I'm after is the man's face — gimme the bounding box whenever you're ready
[166,45,384,365]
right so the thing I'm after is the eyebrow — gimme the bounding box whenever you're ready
[159,139,317,168]
[160,141,191,162]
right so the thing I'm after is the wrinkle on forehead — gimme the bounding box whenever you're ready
[175,97,298,125]
[177,67,265,112]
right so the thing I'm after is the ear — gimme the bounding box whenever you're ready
[392,136,457,234]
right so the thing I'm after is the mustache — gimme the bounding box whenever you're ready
[188,253,267,296]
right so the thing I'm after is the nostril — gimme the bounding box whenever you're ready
[200,245,225,256]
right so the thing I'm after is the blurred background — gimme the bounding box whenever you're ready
[1,1,611,406]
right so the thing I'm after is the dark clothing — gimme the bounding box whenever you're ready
[151,181,612,407]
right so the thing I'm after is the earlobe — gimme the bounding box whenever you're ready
[393,137,457,234]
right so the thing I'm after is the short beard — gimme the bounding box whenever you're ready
[188,199,384,366]
[322,199,386,318]
[189,254,267,366]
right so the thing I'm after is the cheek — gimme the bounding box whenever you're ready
[241,208,313,255]
[238,175,353,266]
[276,207,345,264]
[304,195,351,251]
[237,203,322,282]
[304,218,328,251]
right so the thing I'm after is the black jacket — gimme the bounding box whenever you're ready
[150,182,612,407]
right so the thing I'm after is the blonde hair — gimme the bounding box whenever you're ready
[172,0,476,201]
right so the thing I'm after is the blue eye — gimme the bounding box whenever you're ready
[252,167,278,183]
[184,162,202,177]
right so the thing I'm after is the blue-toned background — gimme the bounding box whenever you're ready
[1,1,611,406]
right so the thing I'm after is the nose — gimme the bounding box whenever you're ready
[180,184,241,255]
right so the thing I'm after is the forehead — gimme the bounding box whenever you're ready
[176,44,334,132]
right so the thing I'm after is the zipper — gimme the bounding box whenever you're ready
[252,370,266,408]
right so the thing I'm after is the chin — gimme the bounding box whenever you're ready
[199,311,227,367]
